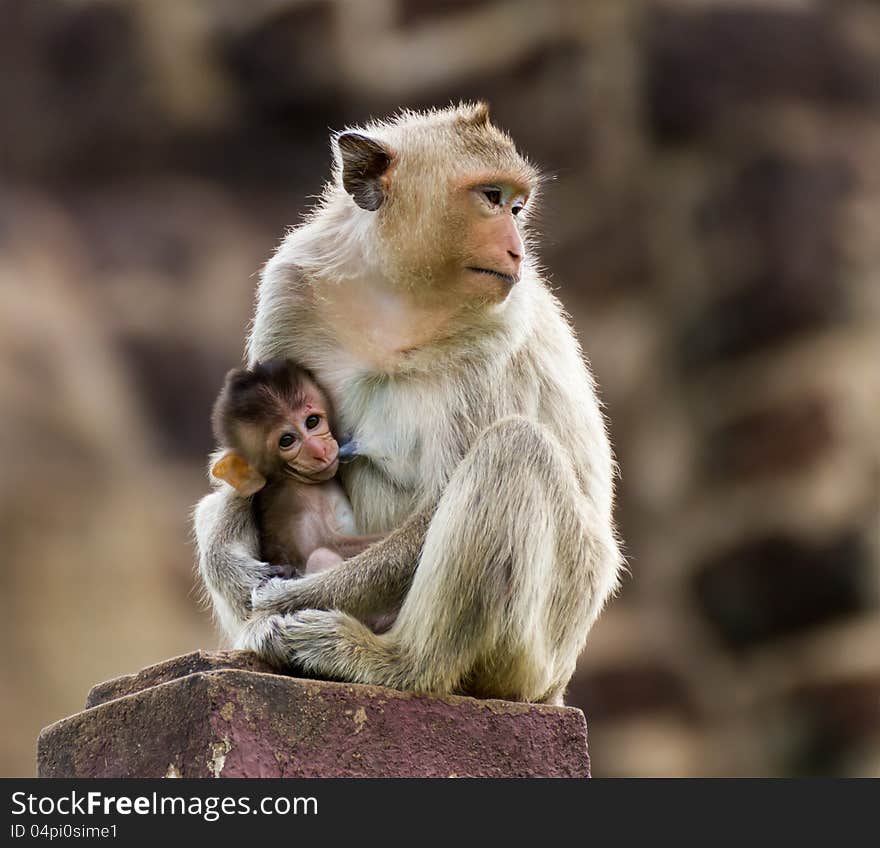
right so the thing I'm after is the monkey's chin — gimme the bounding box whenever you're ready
[309,459,340,482]
[283,458,339,484]
[463,267,519,305]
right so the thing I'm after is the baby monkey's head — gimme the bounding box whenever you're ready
[211,359,340,495]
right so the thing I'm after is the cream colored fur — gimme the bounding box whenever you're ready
[193,103,622,704]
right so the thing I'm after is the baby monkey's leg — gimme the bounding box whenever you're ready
[303,548,344,574]
[304,535,385,574]
[329,533,387,559]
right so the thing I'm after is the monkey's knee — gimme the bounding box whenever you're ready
[477,415,565,470]
[482,414,554,450]
[427,415,576,570]
[461,415,574,506]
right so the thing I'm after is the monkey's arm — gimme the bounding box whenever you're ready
[193,486,282,638]
[251,504,433,619]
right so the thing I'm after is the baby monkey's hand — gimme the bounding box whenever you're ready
[255,563,294,584]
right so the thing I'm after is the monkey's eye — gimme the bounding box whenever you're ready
[305,414,321,430]
[279,433,297,449]
[512,201,526,217]
[482,188,502,206]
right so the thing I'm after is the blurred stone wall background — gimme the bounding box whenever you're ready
[1,0,878,777]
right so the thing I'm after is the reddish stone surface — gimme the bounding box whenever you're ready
[85,649,276,708]
[38,652,590,778]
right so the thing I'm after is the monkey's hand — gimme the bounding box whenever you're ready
[252,574,323,614]
[248,503,434,619]
[256,564,293,582]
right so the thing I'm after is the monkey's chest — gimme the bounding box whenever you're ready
[256,481,358,568]
[324,489,358,535]
[336,381,432,492]
[294,485,358,538]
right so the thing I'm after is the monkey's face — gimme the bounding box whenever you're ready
[447,178,529,304]
[212,364,342,496]
[375,173,531,309]
[268,389,340,484]
[335,105,538,308]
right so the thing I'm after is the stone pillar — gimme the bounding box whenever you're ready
[37,652,591,778]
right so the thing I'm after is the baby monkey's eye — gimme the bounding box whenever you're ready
[279,433,297,449]
[305,414,321,429]
[482,188,502,206]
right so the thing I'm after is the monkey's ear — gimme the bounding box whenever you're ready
[336,132,393,211]
[211,451,267,496]
[458,101,491,128]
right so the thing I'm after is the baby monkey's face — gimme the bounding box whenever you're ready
[268,386,339,483]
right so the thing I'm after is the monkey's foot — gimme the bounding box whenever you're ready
[270,609,394,686]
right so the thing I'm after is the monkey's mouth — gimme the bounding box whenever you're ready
[467,267,519,287]
[283,457,339,484]
[308,457,339,480]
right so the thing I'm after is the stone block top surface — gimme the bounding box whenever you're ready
[40,651,590,778]
[85,649,276,708]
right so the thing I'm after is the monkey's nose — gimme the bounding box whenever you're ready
[506,229,524,267]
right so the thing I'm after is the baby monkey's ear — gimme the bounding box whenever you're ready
[211,450,267,496]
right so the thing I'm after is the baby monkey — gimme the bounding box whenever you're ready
[211,359,379,577]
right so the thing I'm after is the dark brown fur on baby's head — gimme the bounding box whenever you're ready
[212,359,310,451]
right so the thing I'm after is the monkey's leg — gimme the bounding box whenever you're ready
[303,535,389,580]
[304,547,344,575]
[328,533,387,559]
[250,416,620,701]
[250,505,433,620]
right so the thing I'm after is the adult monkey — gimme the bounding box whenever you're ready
[194,103,623,705]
